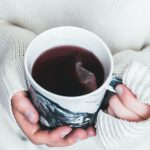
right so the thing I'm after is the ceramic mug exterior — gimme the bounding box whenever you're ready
[24,26,113,129]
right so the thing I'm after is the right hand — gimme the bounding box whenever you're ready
[108,84,150,122]
[12,91,96,147]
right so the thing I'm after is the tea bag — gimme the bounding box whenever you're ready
[70,53,97,93]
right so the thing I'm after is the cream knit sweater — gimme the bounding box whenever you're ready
[1,0,150,150]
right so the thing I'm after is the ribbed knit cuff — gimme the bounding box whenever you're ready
[123,62,150,105]
[96,110,150,150]
[0,24,36,135]
[96,62,150,150]
[0,57,28,131]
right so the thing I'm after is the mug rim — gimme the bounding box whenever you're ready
[24,26,113,100]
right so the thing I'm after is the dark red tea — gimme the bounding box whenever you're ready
[32,45,104,96]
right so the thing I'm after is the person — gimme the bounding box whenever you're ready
[1,0,150,150]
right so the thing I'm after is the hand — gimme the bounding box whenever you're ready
[12,91,96,147]
[108,84,150,122]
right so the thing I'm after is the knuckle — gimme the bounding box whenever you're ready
[119,115,128,121]
[13,99,25,111]
[109,95,117,106]
[56,138,63,143]
[121,86,129,97]
[13,101,21,111]
[46,144,54,147]
[30,138,39,145]
[117,112,125,119]
[11,98,18,108]
[68,140,76,146]
[52,138,62,143]
[49,133,64,143]
[67,138,76,145]
[49,135,58,143]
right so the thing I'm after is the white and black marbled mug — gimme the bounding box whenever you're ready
[24,26,113,129]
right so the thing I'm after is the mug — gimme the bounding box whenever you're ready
[24,26,113,129]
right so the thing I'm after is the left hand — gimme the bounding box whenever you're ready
[12,91,96,147]
[108,84,150,122]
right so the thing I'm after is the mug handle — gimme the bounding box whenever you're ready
[100,74,122,110]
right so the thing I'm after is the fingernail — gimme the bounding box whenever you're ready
[115,85,123,95]
[25,110,35,124]
[60,129,72,138]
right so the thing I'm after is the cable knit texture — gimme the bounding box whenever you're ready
[1,0,150,149]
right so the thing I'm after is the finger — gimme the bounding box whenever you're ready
[86,126,96,137]
[34,126,72,146]
[13,108,41,141]
[13,109,72,146]
[48,127,93,147]
[107,106,115,116]
[63,128,88,145]
[115,84,150,119]
[12,91,39,124]
[109,95,142,121]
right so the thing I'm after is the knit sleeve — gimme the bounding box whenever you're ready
[0,21,36,133]
[96,47,150,150]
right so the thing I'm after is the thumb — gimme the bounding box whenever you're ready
[12,91,39,124]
